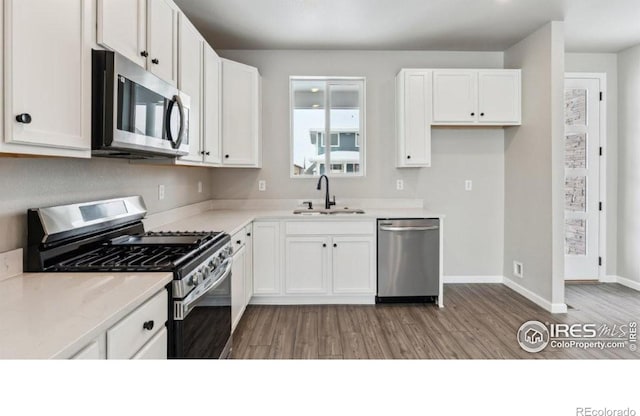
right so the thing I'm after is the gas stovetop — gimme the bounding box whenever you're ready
[51,231,226,273]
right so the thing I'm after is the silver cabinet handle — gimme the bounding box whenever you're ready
[379,226,439,232]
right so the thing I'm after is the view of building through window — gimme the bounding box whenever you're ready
[291,78,365,177]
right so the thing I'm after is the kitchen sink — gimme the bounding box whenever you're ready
[293,208,365,215]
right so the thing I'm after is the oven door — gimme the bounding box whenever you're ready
[172,258,232,359]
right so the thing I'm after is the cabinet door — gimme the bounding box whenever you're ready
[285,237,329,294]
[131,327,167,359]
[178,15,203,162]
[252,222,281,295]
[432,70,477,123]
[97,0,146,67]
[70,334,106,360]
[4,0,90,150]
[397,70,432,167]
[222,59,260,166]
[147,0,177,86]
[203,44,222,165]
[478,70,521,124]
[244,224,254,305]
[231,245,246,330]
[332,236,375,294]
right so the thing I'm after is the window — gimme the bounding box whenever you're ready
[290,77,365,177]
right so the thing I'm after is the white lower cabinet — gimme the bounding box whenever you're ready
[252,220,376,304]
[131,327,168,360]
[252,222,281,295]
[70,334,106,360]
[231,243,246,331]
[244,224,254,305]
[285,237,329,294]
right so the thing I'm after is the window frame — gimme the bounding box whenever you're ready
[289,76,366,178]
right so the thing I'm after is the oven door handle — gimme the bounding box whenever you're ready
[174,258,233,320]
[379,226,439,232]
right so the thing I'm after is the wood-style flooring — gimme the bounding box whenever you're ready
[231,283,640,359]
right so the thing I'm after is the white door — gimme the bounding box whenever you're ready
[564,76,602,280]
[331,237,375,294]
[97,0,146,67]
[222,59,260,166]
[231,245,246,330]
[432,70,477,123]
[401,70,431,166]
[5,0,90,150]
[147,0,177,85]
[285,237,329,294]
[478,70,521,124]
[203,44,222,165]
[178,15,203,162]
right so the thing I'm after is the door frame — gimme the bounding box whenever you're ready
[564,73,607,281]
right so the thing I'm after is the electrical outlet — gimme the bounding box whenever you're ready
[258,180,266,192]
[197,181,203,193]
[465,180,473,191]
[513,261,524,278]
[396,179,404,191]
[158,185,165,201]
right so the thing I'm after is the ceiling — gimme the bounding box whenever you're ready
[173,0,640,52]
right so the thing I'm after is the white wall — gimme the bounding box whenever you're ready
[213,50,506,277]
[617,43,640,284]
[503,22,566,308]
[0,158,212,253]
[565,53,618,276]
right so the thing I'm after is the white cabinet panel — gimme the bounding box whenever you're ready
[4,0,90,151]
[70,334,106,360]
[203,43,222,165]
[231,245,246,330]
[433,70,477,123]
[478,70,521,124]
[147,0,177,86]
[285,237,329,294]
[222,59,261,167]
[244,224,254,305]
[97,0,146,67]
[396,69,432,167]
[332,237,375,294]
[107,290,167,359]
[252,222,281,295]
[131,327,167,359]
[178,15,203,162]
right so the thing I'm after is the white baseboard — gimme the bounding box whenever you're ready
[503,277,568,314]
[444,275,504,284]
[250,295,375,305]
[608,275,640,291]
[600,275,617,283]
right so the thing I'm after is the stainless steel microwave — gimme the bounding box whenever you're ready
[91,50,190,159]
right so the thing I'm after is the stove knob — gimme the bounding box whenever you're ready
[225,246,233,256]
[210,257,220,268]
[190,272,201,286]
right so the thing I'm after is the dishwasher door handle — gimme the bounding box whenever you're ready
[379,226,439,232]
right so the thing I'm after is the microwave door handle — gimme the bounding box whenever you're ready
[165,95,185,149]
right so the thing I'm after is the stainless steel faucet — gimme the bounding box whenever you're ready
[316,174,336,209]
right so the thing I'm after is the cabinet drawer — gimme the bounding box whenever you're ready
[107,290,168,359]
[131,328,168,360]
[231,228,247,250]
[285,221,374,236]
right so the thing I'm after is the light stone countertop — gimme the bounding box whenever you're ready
[152,207,444,236]
[0,271,172,359]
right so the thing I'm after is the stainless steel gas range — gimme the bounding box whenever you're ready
[26,196,232,359]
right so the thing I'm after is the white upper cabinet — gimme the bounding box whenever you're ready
[2,0,91,156]
[177,14,203,163]
[432,69,521,125]
[97,0,177,86]
[477,70,521,124]
[97,0,146,67]
[202,43,222,165]
[432,70,478,124]
[396,69,432,168]
[222,59,262,168]
[147,0,178,85]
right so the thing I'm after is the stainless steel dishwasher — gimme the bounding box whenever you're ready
[377,218,440,303]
